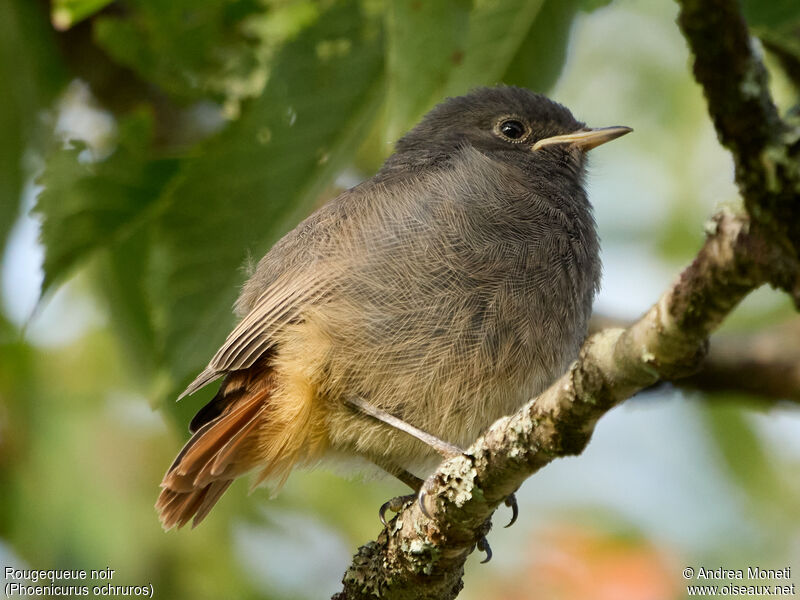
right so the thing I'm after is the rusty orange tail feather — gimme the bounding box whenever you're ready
[157,368,273,530]
[158,355,330,530]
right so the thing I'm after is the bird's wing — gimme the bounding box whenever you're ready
[178,190,358,400]
[179,269,330,399]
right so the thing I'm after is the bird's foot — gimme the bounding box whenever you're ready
[378,494,416,528]
[504,492,518,527]
[379,480,515,563]
[416,477,436,519]
[473,493,517,561]
[476,535,492,563]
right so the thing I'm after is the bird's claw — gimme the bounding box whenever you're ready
[477,536,492,563]
[382,484,509,564]
[380,477,436,528]
[474,491,516,562]
[504,493,518,528]
[417,484,432,519]
[378,494,416,528]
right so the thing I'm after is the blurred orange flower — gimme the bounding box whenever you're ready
[484,524,679,600]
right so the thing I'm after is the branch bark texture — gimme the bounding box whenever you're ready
[685,321,800,402]
[334,1,800,597]
[590,314,800,403]
[678,0,800,262]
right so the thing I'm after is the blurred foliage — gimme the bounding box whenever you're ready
[156,0,384,386]
[51,0,114,30]
[699,398,798,522]
[35,111,179,295]
[742,0,800,102]
[741,0,800,31]
[93,0,263,105]
[383,0,470,144]
[0,0,66,257]
[2,0,800,599]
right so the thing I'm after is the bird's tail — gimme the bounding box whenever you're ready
[156,362,327,530]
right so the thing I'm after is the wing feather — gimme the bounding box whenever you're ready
[177,193,355,400]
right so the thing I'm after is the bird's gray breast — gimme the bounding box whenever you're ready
[319,147,600,442]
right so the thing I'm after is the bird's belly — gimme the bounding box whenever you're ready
[315,297,584,475]
[305,210,596,473]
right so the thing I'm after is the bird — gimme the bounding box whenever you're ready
[156,85,631,533]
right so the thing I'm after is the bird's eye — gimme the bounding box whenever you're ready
[497,119,527,141]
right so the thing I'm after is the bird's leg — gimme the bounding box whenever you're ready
[347,395,458,523]
[370,456,498,563]
[345,396,463,459]
[355,400,501,563]
[348,396,519,528]
[369,456,425,527]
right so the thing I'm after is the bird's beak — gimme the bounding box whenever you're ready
[532,126,632,152]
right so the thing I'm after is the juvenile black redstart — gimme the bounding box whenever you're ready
[157,85,631,530]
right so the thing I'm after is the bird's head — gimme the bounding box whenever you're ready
[381,86,631,177]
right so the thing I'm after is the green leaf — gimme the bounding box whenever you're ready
[51,0,114,31]
[154,0,384,385]
[0,0,65,256]
[443,0,547,96]
[700,399,794,518]
[94,225,159,376]
[742,0,800,92]
[760,32,800,97]
[578,0,613,11]
[35,111,180,294]
[439,0,611,98]
[503,0,581,93]
[384,0,471,143]
[93,0,264,104]
[741,0,800,31]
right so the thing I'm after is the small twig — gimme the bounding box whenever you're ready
[590,315,800,403]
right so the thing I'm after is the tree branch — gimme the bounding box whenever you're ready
[677,0,800,276]
[589,315,800,403]
[334,1,800,597]
[684,321,800,402]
